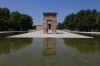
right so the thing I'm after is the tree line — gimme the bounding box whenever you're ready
[0,7,33,31]
[57,9,100,32]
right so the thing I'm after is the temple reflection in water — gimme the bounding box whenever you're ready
[43,38,56,56]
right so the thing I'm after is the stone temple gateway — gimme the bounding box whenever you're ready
[42,12,58,34]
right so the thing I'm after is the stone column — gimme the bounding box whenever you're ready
[52,20,57,34]
[43,21,48,34]
[51,22,53,31]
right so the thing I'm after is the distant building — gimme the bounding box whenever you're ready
[35,25,43,30]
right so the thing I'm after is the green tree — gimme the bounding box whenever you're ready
[8,11,21,30]
[0,7,10,31]
[57,22,64,29]
[32,25,36,29]
[0,7,34,31]
[63,9,100,32]
[97,12,100,31]
[84,9,92,31]
[19,14,33,31]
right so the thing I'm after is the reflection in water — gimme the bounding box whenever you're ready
[0,33,100,66]
[63,34,100,55]
[43,38,56,56]
[0,33,33,55]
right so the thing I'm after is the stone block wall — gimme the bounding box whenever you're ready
[36,25,43,30]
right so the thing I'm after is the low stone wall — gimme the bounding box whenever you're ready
[36,25,43,30]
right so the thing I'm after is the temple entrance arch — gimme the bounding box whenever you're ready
[42,12,58,34]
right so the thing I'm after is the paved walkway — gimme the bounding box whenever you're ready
[7,30,93,38]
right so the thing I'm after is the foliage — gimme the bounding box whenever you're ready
[0,7,33,31]
[19,14,33,31]
[0,7,10,31]
[63,9,100,31]
[57,22,64,29]
[9,11,21,30]
[32,25,36,29]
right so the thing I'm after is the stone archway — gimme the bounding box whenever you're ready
[42,12,58,34]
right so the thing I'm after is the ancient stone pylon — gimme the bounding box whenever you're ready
[42,12,58,34]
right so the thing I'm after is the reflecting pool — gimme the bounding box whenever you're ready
[0,33,100,66]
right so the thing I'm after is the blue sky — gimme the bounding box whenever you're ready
[0,0,100,25]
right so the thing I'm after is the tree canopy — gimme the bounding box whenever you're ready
[0,7,33,31]
[57,22,64,29]
[58,9,100,31]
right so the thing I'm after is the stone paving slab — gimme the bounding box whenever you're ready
[7,30,93,38]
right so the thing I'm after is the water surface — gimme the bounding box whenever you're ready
[0,33,100,66]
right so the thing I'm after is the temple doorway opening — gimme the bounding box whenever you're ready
[48,24,51,30]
